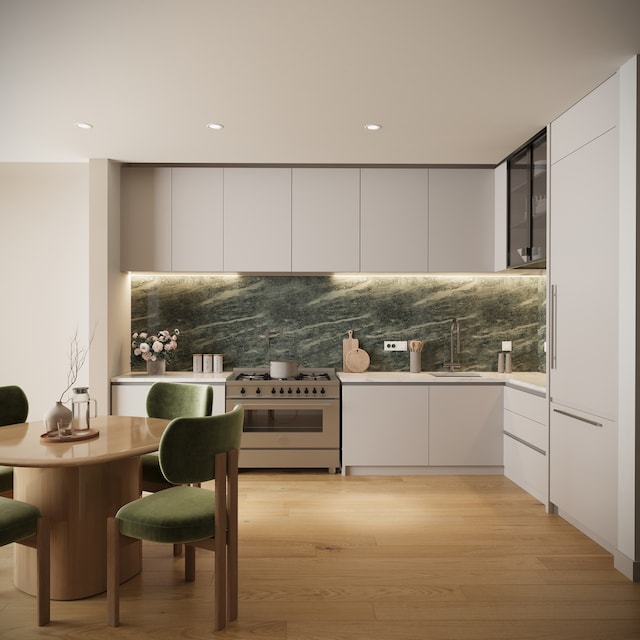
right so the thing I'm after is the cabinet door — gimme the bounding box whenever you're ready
[342,385,429,467]
[223,168,291,272]
[549,404,617,546]
[429,385,503,466]
[172,168,224,272]
[428,169,495,272]
[111,384,150,416]
[121,167,172,271]
[360,169,428,272]
[291,168,360,272]
[549,128,618,419]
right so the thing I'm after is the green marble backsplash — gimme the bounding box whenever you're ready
[130,275,546,373]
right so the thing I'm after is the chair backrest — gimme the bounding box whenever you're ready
[0,385,29,427]
[146,382,213,420]
[158,404,244,485]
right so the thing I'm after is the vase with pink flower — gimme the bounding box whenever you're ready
[131,328,179,376]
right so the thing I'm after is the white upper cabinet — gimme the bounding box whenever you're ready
[360,168,429,272]
[494,162,508,271]
[223,168,292,272]
[172,168,223,272]
[121,167,172,271]
[428,168,495,272]
[291,168,360,272]
[551,74,619,164]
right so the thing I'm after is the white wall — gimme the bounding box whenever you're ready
[1,163,90,421]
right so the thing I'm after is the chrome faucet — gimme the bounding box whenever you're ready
[443,318,461,372]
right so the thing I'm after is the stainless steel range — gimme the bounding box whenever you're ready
[225,367,340,473]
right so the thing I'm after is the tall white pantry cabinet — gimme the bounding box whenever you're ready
[548,75,620,551]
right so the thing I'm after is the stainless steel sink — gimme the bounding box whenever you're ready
[429,372,483,377]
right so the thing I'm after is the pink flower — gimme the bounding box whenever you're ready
[152,340,164,353]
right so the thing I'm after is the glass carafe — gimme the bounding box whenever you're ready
[71,387,97,432]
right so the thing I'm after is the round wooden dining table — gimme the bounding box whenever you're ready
[0,415,169,600]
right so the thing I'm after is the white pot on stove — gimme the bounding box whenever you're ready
[269,360,299,379]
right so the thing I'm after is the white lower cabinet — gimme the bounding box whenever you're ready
[549,403,618,548]
[341,384,429,469]
[111,380,227,417]
[429,385,504,466]
[503,386,548,505]
[341,383,504,474]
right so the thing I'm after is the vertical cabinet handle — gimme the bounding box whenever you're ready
[550,284,557,369]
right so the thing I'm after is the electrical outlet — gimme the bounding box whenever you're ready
[384,340,408,351]
[501,341,512,352]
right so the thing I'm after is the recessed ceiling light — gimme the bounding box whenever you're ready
[207,123,224,130]
[364,123,382,131]
[74,122,93,130]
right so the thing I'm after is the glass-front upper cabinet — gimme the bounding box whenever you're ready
[507,129,547,268]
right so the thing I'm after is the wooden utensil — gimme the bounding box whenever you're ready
[346,348,370,373]
[343,330,359,372]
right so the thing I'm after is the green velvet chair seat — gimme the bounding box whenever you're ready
[0,496,40,546]
[116,485,217,543]
[0,466,13,494]
[0,495,50,625]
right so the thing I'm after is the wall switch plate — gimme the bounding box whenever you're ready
[501,341,512,352]
[384,340,407,351]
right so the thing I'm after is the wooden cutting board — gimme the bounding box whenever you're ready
[346,348,370,373]
[343,330,359,372]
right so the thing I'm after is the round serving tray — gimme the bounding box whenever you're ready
[40,428,100,444]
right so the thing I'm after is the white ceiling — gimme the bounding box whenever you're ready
[2,0,640,166]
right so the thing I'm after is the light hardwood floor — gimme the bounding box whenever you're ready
[1,472,639,639]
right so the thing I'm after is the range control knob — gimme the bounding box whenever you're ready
[287,387,293,394]
[296,387,301,394]
[320,387,326,395]
[271,387,277,394]
[304,387,309,394]
[256,387,261,395]
[312,387,318,394]
[240,387,246,395]
[279,387,285,394]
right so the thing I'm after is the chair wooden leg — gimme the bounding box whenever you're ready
[228,450,239,622]
[107,517,121,627]
[173,543,183,557]
[36,517,50,626]
[185,544,196,581]
[214,453,227,631]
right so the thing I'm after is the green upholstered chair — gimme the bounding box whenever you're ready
[141,382,213,493]
[0,385,29,497]
[0,496,50,625]
[107,404,244,631]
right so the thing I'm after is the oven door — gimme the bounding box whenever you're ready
[225,398,339,449]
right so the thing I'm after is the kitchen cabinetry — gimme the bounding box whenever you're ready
[360,168,429,272]
[341,384,429,468]
[341,381,504,474]
[503,386,548,504]
[507,129,547,268]
[111,375,228,417]
[291,168,360,272]
[548,73,619,549]
[172,168,224,272]
[549,404,617,545]
[223,168,292,272]
[428,169,495,272]
[428,385,503,466]
[121,167,172,271]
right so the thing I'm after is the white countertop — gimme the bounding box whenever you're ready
[111,371,233,384]
[337,371,546,394]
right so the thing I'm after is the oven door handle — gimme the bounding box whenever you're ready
[227,400,336,411]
